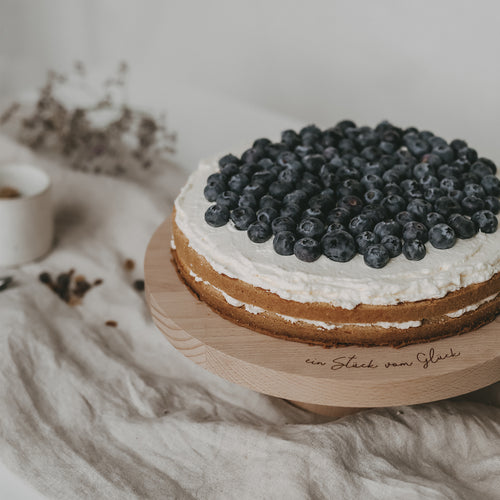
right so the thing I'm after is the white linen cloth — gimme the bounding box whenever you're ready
[0,134,499,500]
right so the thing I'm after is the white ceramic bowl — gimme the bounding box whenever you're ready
[0,163,53,267]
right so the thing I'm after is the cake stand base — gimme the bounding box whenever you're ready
[144,218,500,415]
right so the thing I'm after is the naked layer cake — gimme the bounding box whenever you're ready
[172,121,500,346]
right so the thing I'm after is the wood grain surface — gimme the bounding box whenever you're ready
[145,217,500,408]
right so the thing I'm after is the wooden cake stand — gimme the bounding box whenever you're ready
[144,218,500,417]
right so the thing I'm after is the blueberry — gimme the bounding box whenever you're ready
[434,196,461,218]
[256,207,279,225]
[364,189,384,204]
[271,216,296,234]
[432,144,455,163]
[407,199,433,221]
[361,204,387,223]
[228,173,249,193]
[258,158,274,169]
[204,179,226,202]
[273,231,296,256]
[241,163,261,178]
[464,183,486,198]
[406,137,430,157]
[382,169,402,184]
[374,220,402,239]
[364,244,390,268]
[429,223,457,249]
[252,171,275,186]
[450,139,467,151]
[348,214,375,236]
[401,179,419,192]
[294,145,315,158]
[303,154,326,173]
[302,207,324,221]
[356,231,380,255]
[297,217,325,239]
[461,195,485,216]
[337,195,364,215]
[294,237,322,262]
[477,157,497,174]
[247,221,272,243]
[243,183,266,199]
[448,213,478,239]
[309,193,335,212]
[241,147,262,164]
[381,195,406,216]
[253,137,272,149]
[447,189,465,203]
[280,203,302,220]
[457,147,478,163]
[404,187,424,201]
[238,193,257,209]
[268,181,293,200]
[403,239,426,261]
[485,196,500,214]
[205,204,230,227]
[440,177,462,193]
[259,195,281,210]
[365,163,385,177]
[460,172,480,186]
[321,230,357,262]
[336,166,361,181]
[361,174,384,191]
[299,177,322,196]
[381,235,402,258]
[283,189,308,207]
[281,129,300,148]
[276,151,298,167]
[385,183,403,196]
[471,161,494,178]
[471,210,498,233]
[218,153,240,168]
[278,167,301,184]
[216,191,239,209]
[327,207,351,226]
[421,153,442,168]
[481,175,500,196]
[208,172,227,184]
[337,179,364,198]
[424,187,445,203]
[230,207,256,230]
[424,212,446,228]
[402,221,428,243]
[413,163,435,179]
[419,175,440,189]
[396,211,415,226]
[319,164,338,188]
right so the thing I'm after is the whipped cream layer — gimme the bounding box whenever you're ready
[175,158,500,309]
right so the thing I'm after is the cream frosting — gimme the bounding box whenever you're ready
[175,158,500,309]
[445,293,498,318]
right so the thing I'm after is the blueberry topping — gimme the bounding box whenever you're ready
[228,173,249,193]
[402,221,428,243]
[216,191,239,209]
[273,231,296,256]
[321,230,357,262]
[364,244,390,268]
[205,204,230,227]
[356,231,380,255]
[471,210,498,233]
[205,122,499,266]
[230,207,256,230]
[247,221,272,243]
[294,237,322,262]
[204,180,226,202]
[271,216,296,234]
[448,213,478,239]
[297,217,325,239]
[381,235,402,258]
[429,223,457,249]
[403,239,426,260]
[424,212,446,228]
[374,220,401,239]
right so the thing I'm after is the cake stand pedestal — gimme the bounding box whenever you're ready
[144,219,500,416]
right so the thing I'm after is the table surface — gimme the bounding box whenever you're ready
[0,79,301,499]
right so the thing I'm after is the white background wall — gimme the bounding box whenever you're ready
[1,0,500,159]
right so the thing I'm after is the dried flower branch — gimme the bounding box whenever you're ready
[1,61,176,175]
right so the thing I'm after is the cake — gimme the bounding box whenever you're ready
[172,121,500,347]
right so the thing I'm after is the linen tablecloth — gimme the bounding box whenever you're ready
[0,134,499,499]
